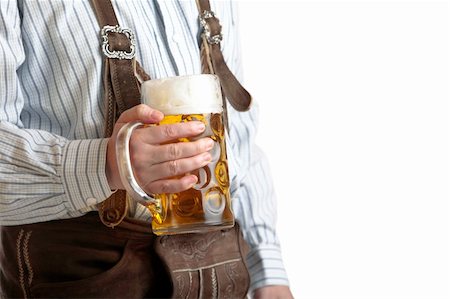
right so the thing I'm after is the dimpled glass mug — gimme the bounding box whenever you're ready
[116,74,234,235]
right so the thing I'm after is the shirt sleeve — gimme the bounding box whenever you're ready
[0,1,113,225]
[215,1,291,291]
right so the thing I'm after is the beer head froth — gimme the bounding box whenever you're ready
[141,74,223,115]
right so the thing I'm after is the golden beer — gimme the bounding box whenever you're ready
[151,112,234,235]
[116,74,234,235]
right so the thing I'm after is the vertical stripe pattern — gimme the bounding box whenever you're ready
[0,0,288,290]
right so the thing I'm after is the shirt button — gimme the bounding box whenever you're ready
[86,197,97,206]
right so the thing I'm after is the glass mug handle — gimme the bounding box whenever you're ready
[115,121,163,220]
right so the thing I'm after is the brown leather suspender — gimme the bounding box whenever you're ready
[90,0,143,136]
[90,0,145,227]
[196,0,252,112]
[90,0,251,228]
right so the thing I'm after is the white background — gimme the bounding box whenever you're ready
[239,1,449,298]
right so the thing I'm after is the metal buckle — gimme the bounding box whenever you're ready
[199,10,223,45]
[101,25,136,60]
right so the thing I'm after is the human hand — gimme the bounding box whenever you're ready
[253,285,294,299]
[106,104,213,194]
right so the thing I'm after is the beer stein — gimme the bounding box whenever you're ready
[116,74,234,235]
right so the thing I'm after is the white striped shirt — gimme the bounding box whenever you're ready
[0,0,289,290]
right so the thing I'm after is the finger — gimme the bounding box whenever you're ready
[136,121,206,144]
[150,138,214,164]
[144,175,198,194]
[116,104,164,125]
[144,152,212,182]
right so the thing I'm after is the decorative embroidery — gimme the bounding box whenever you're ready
[174,271,193,299]
[23,231,33,286]
[16,229,26,299]
[211,268,218,299]
[199,269,204,299]
[188,271,193,299]
[159,230,222,261]
[172,259,241,299]
[172,258,241,273]
[224,262,239,299]
[174,273,185,298]
[15,229,33,298]
[155,226,250,298]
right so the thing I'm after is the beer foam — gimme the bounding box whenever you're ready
[141,74,223,115]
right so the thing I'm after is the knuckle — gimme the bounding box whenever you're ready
[160,181,171,193]
[148,152,158,165]
[163,125,177,139]
[168,143,181,160]
[136,104,147,116]
[168,160,178,176]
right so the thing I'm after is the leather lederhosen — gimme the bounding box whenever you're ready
[0,213,171,298]
[0,0,253,298]
[0,213,250,298]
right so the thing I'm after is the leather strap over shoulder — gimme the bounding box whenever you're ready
[90,0,146,227]
[196,0,252,112]
[91,0,142,115]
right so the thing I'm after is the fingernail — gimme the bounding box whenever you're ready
[205,139,214,150]
[195,122,206,132]
[203,152,212,162]
[151,110,164,120]
[187,175,198,188]
[189,175,198,184]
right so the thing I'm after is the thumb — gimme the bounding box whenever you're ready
[116,104,164,125]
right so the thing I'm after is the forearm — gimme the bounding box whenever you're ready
[1,1,117,225]
[0,122,113,225]
[227,103,290,291]
[233,145,290,290]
